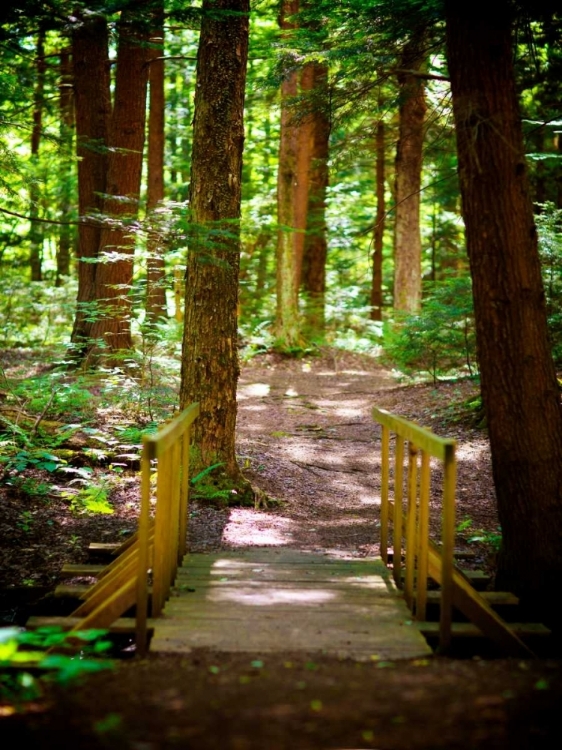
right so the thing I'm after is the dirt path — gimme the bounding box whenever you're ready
[3,350,562,748]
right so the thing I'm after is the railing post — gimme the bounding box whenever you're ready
[136,441,153,656]
[380,424,390,565]
[393,437,405,588]
[178,427,191,560]
[416,450,430,620]
[404,442,418,611]
[439,443,456,652]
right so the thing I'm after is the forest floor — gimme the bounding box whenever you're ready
[1,348,561,748]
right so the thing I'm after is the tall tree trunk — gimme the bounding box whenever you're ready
[370,117,386,321]
[445,0,562,627]
[87,5,151,358]
[146,3,168,324]
[29,29,46,282]
[179,0,249,480]
[70,14,111,350]
[393,32,426,313]
[302,61,330,336]
[275,0,312,350]
[56,46,74,286]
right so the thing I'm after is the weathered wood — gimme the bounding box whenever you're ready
[60,564,105,578]
[150,550,432,660]
[416,621,550,639]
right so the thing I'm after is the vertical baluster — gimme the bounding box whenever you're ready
[380,424,390,564]
[416,449,430,620]
[404,442,418,611]
[393,437,405,588]
[440,443,456,652]
[178,427,191,560]
[136,439,153,655]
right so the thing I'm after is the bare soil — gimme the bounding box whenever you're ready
[1,348,561,748]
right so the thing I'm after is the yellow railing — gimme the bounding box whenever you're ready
[374,406,456,651]
[136,402,200,654]
[66,404,200,656]
[373,406,534,656]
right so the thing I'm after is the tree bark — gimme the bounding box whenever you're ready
[445,0,562,627]
[70,14,111,350]
[29,29,46,282]
[393,32,426,313]
[87,5,151,358]
[179,0,249,480]
[146,3,168,324]
[370,117,386,321]
[57,46,74,286]
[302,61,330,336]
[275,0,312,350]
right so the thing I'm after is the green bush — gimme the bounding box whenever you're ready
[384,276,477,382]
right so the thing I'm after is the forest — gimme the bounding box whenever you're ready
[1,0,562,745]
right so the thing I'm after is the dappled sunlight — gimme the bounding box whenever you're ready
[205,586,337,606]
[222,511,294,547]
[237,382,270,399]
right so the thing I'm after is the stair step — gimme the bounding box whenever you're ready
[88,542,120,555]
[425,590,519,607]
[26,615,155,635]
[60,564,105,578]
[416,621,551,639]
[54,584,90,598]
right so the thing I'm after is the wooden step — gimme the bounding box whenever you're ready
[386,548,478,562]
[88,542,120,555]
[400,569,491,590]
[60,564,105,578]
[54,584,90,598]
[26,615,155,635]
[425,590,519,607]
[416,621,550,639]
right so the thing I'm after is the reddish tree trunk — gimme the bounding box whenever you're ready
[70,14,111,349]
[370,118,386,321]
[87,6,151,358]
[146,4,168,324]
[393,32,426,313]
[445,0,562,627]
[57,46,74,286]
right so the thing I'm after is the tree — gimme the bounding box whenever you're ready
[145,1,168,324]
[86,4,151,358]
[393,28,426,313]
[70,10,111,351]
[444,0,562,627]
[179,0,250,482]
[370,104,386,321]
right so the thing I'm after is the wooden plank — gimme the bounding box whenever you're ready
[426,542,535,657]
[416,621,550,638]
[60,564,105,578]
[88,542,120,555]
[69,578,137,631]
[373,407,456,461]
[54,584,89,598]
[425,590,519,607]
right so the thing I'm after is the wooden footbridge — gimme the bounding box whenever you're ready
[28,404,549,659]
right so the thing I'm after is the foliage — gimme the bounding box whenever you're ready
[0,625,114,705]
[456,517,502,553]
[536,202,562,364]
[384,276,477,382]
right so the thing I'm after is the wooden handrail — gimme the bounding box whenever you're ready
[136,403,200,655]
[373,406,456,651]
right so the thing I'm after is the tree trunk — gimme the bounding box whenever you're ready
[370,117,386,321]
[393,32,426,313]
[275,0,311,350]
[70,14,111,350]
[29,29,46,283]
[146,4,168,324]
[302,61,330,336]
[57,46,74,286]
[87,6,151,358]
[179,0,249,480]
[445,0,562,627]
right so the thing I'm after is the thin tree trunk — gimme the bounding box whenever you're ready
[302,61,330,335]
[57,46,74,286]
[275,0,313,350]
[70,14,111,350]
[445,0,562,627]
[87,5,151,358]
[393,32,426,313]
[29,29,46,282]
[146,4,168,323]
[370,117,386,321]
[179,0,250,480]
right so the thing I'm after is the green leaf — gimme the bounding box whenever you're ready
[191,462,224,485]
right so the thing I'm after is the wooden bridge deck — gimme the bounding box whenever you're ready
[150,548,432,660]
